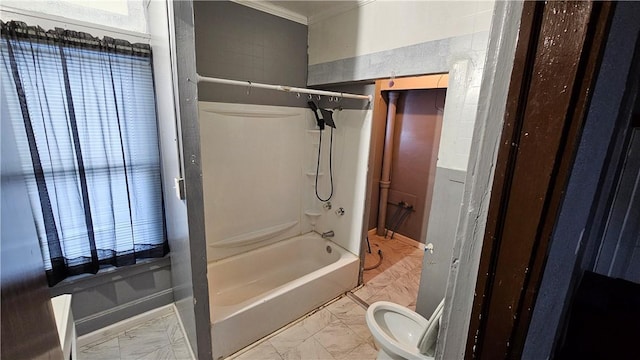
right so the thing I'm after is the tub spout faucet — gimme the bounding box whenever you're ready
[321,230,335,238]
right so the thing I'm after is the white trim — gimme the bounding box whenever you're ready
[390,231,426,251]
[0,5,151,43]
[76,304,174,347]
[367,228,425,250]
[230,0,376,26]
[231,0,308,25]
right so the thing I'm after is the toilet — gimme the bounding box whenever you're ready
[366,299,445,360]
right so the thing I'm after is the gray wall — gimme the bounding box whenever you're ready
[148,0,198,354]
[307,33,487,87]
[523,2,640,358]
[172,0,213,358]
[193,0,308,107]
[313,82,375,111]
[50,258,173,335]
[592,129,640,282]
[1,93,63,359]
[416,167,465,317]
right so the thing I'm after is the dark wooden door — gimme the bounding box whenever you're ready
[467,1,614,359]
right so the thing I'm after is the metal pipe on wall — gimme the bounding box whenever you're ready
[377,91,400,236]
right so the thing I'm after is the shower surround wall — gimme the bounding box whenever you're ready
[194,2,371,358]
[198,102,370,261]
[307,0,496,317]
[194,0,371,257]
[198,102,370,359]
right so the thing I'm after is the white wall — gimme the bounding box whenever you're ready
[307,0,498,324]
[308,0,494,65]
[199,102,307,261]
[148,0,188,265]
[199,102,371,260]
[313,109,373,255]
[1,0,147,34]
[308,0,495,171]
[437,54,487,171]
[439,1,523,357]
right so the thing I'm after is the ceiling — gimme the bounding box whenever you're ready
[233,0,371,25]
[267,1,345,18]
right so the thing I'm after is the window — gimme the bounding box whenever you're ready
[1,21,168,286]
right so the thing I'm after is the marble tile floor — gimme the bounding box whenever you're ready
[78,235,424,360]
[359,234,425,310]
[228,295,377,360]
[78,308,192,360]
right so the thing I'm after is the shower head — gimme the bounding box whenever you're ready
[308,101,325,130]
[321,108,336,129]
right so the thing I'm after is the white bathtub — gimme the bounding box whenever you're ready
[208,232,359,359]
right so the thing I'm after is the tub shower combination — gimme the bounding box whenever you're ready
[199,101,371,359]
[208,233,359,358]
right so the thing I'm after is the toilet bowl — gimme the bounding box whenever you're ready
[366,300,444,360]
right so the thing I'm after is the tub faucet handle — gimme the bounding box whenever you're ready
[321,230,335,238]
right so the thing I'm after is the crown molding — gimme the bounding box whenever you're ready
[231,0,308,25]
[231,1,377,26]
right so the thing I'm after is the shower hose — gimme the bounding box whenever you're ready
[315,126,334,202]
[364,249,383,271]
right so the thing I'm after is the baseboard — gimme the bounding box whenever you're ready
[75,288,174,339]
[392,232,426,250]
[368,228,425,250]
[77,300,174,347]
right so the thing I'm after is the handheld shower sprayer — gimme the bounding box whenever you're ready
[308,101,325,130]
[308,101,336,130]
[308,101,336,202]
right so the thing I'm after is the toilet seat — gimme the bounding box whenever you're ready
[366,301,434,360]
[417,300,444,356]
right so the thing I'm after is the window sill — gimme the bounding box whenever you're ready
[50,255,172,296]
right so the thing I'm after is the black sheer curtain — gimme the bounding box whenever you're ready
[0,21,168,286]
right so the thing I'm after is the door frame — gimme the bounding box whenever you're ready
[436,1,615,358]
[464,1,614,358]
[358,74,448,284]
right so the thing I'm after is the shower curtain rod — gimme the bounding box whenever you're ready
[196,74,372,102]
